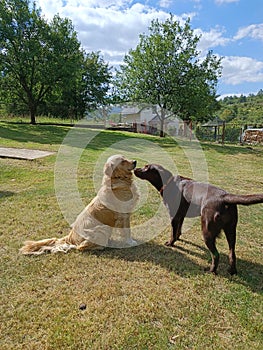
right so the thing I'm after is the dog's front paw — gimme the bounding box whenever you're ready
[165,241,175,247]
[204,267,218,275]
[126,238,138,247]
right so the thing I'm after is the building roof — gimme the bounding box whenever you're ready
[202,117,225,127]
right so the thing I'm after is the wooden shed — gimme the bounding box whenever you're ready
[202,117,226,143]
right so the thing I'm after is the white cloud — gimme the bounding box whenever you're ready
[215,0,239,5]
[70,4,170,55]
[195,27,231,51]
[38,0,63,19]
[221,56,263,85]
[234,24,263,41]
[159,0,172,8]
[36,0,192,67]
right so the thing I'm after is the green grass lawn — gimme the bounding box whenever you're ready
[0,120,263,350]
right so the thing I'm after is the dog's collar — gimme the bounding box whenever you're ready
[159,176,174,195]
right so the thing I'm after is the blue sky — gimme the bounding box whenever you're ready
[36,0,263,98]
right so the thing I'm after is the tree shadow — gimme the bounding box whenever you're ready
[0,122,151,151]
[1,122,262,157]
[201,141,263,157]
[0,123,70,145]
[90,238,263,295]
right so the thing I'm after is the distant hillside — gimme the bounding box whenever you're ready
[218,89,263,126]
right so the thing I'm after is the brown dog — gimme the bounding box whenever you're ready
[134,164,263,275]
[20,155,139,255]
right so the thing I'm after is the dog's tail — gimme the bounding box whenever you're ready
[223,193,263,206]
[19,236,76,255]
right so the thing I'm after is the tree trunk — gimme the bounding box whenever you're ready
[159,106,166,137]
[159,129,165,137]
[30,104,37,124]
[30,113,36,124]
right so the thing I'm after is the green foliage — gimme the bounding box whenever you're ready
[218,90,263,126]
[42,52,112,120]
[115,15,222,135]
[0,0,111,123]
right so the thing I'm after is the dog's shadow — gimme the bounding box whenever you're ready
[91,239,263,295]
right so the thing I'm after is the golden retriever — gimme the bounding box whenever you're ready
[20,155,139,255]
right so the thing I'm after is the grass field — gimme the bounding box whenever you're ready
[0,120,263,349]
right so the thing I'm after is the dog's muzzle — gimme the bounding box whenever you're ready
[134,168,142,177]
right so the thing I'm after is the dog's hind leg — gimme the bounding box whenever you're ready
[222,205,238,275]
[201,214,220,274]
[203,235,220,274]
[224,230,237,275]
[223,226,237,275]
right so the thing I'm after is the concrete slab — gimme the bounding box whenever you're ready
[0,147,55,160]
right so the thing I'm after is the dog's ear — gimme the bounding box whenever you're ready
[104,161,114,177]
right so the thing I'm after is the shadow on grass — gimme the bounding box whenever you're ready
[0,122,160,151]
[0,191,15,198]
[201,141,263,156]
[91,239,263,295]
[2,122,261,158]
[91,240,204,277]
[177,238,263,294]
[0,123,71,145]
[160,136,263,155]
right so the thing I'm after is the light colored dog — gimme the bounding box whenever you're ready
[20,155,139,255]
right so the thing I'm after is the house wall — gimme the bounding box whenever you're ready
[120,105,182,135]
[121,106,154,124]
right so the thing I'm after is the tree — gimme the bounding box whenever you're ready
[0,0,82,123]
[43,51,112,120]
[0,0,111,124]
[73,52,112,118]
[115,15,222,136]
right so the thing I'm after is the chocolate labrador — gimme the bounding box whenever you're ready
[134,164,263,275]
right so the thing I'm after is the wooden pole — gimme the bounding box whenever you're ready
[222,122,225,145]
